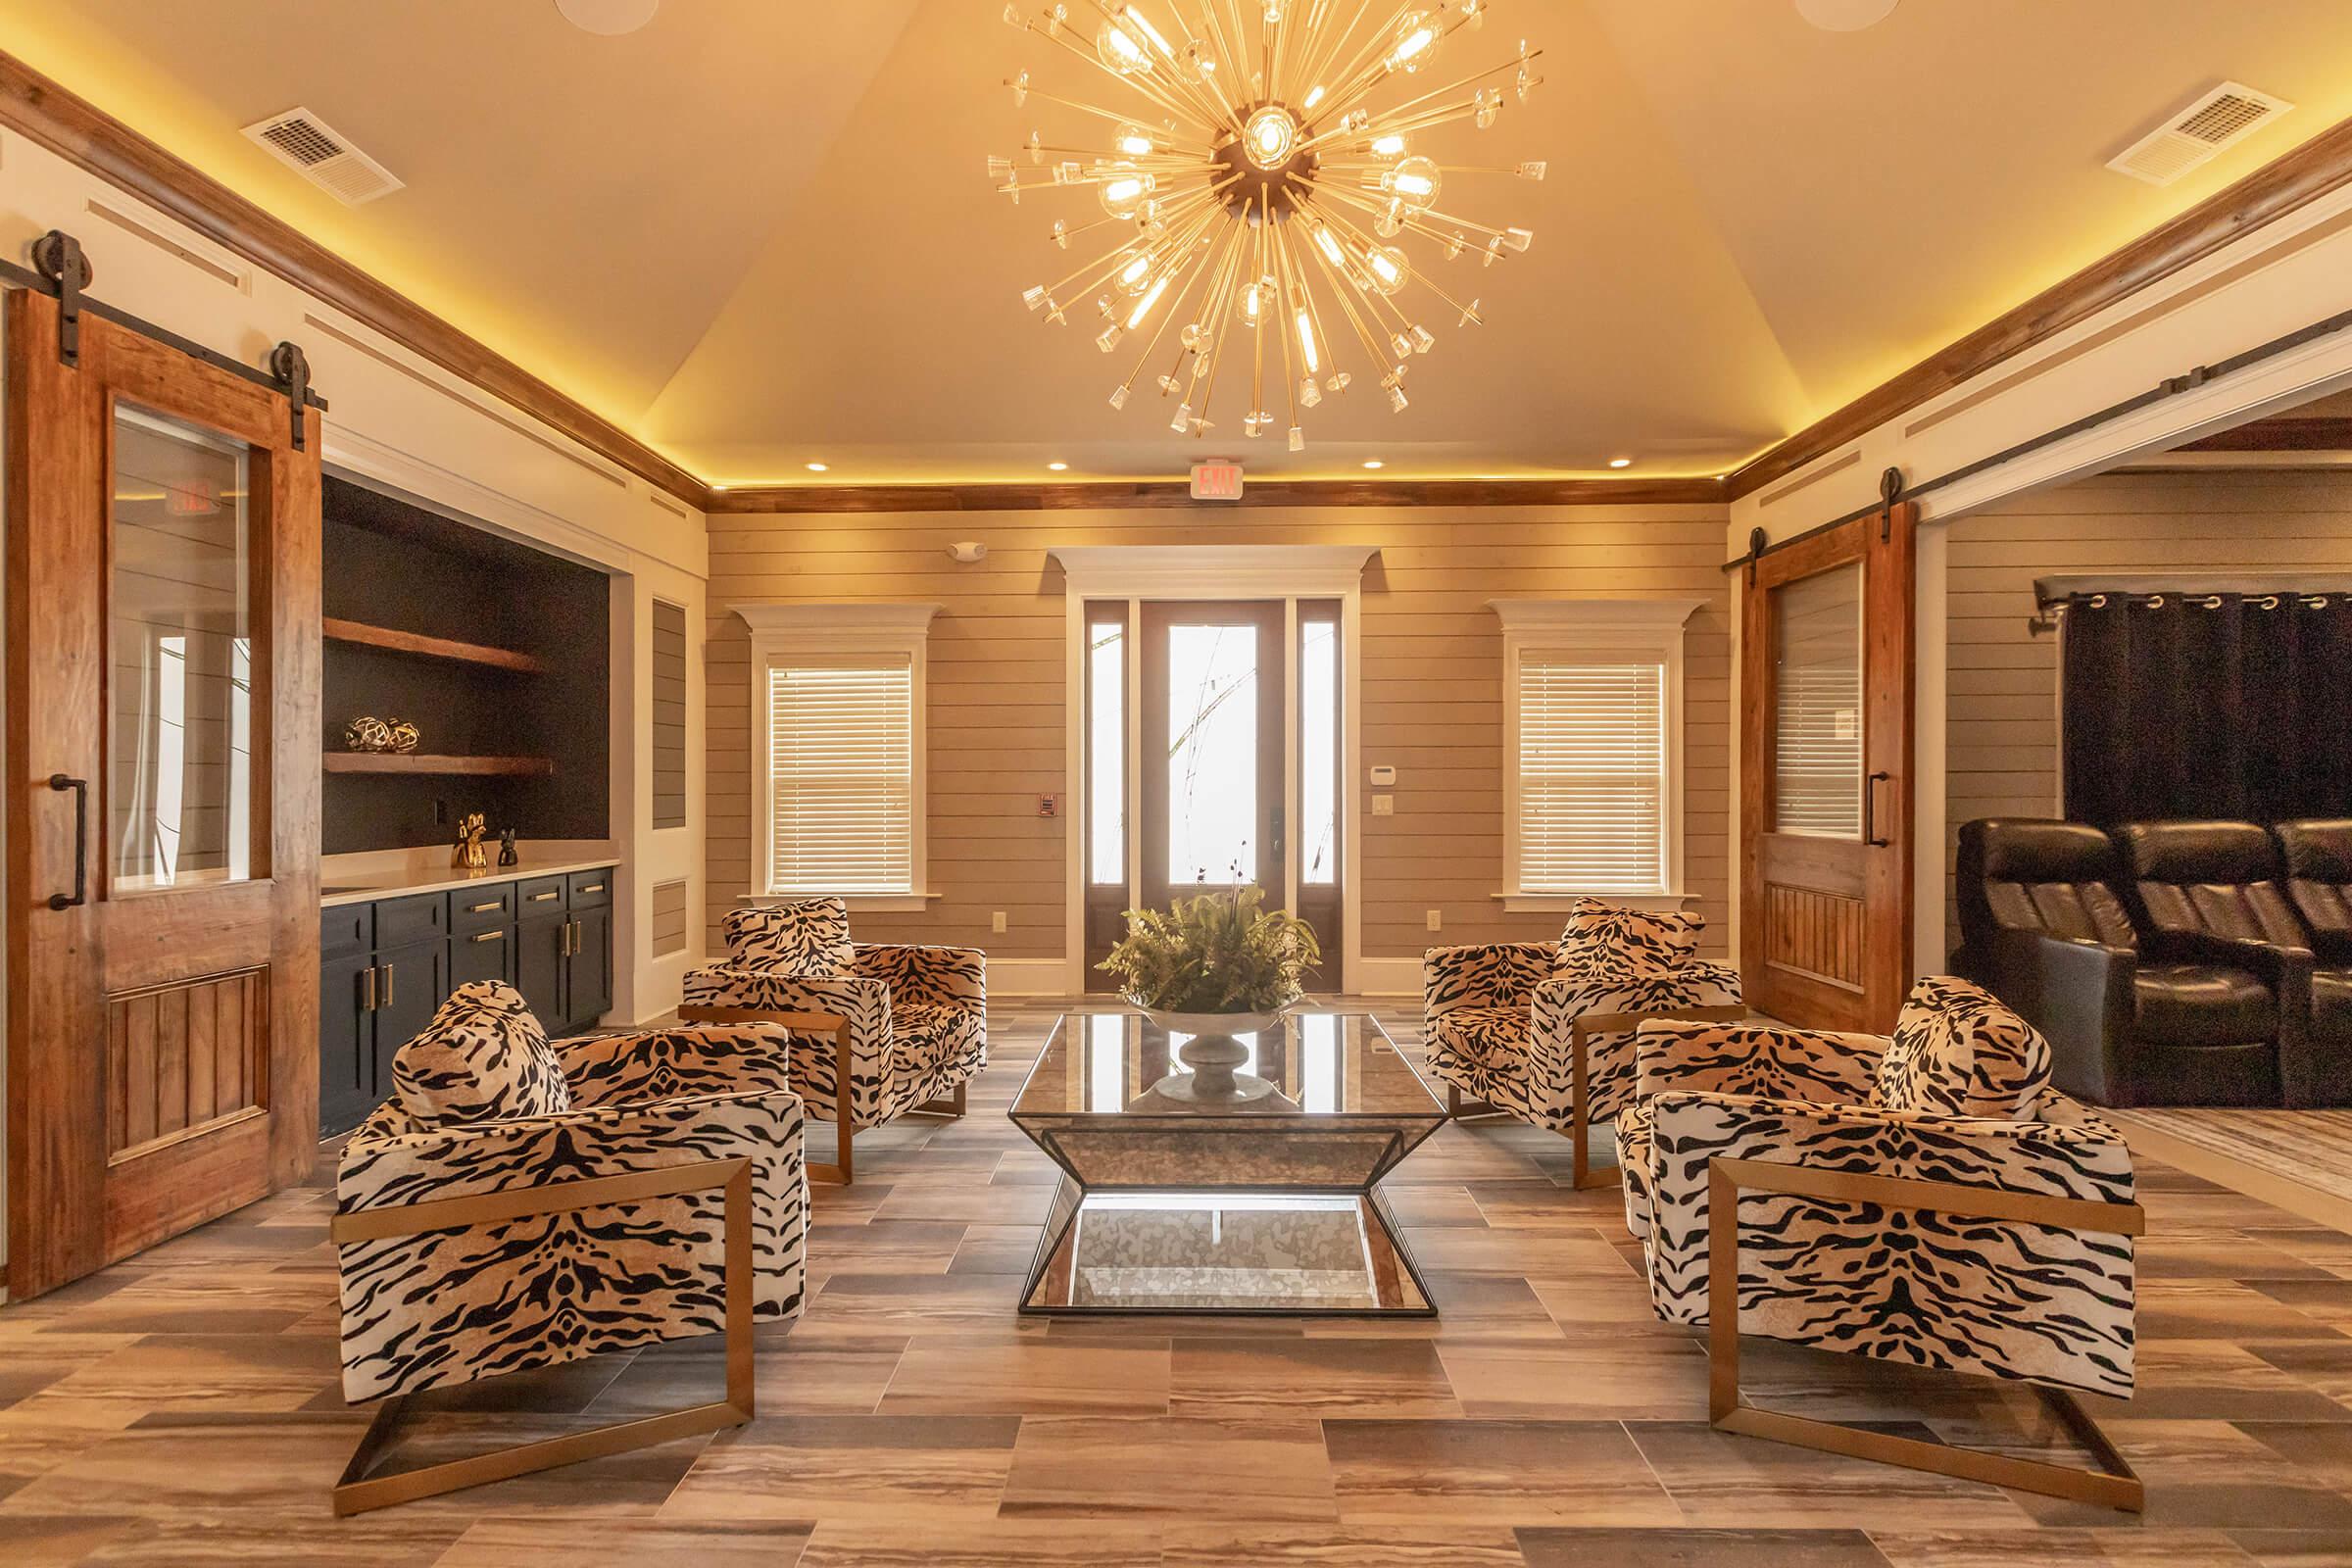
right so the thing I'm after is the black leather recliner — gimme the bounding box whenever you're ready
[2278,819,2352,1100]
[1954,818,2301,1106]
[2115,820,2317,1104]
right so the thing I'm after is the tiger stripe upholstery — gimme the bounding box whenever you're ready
[1614,977,2136,1399]
[1422,899,1742,1137]
[336,984,809,1406]
[684,899,988,1130]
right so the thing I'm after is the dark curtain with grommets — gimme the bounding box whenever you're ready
[2061,591,2352,826]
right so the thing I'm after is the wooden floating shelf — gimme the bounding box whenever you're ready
[323,754,556,778]
[323,616,547,674]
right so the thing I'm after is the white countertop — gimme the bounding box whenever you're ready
[320,858,619,909]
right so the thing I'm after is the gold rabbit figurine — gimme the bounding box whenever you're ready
[452,811,489,870]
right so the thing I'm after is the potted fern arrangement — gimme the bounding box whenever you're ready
[1100,886,1321,1103]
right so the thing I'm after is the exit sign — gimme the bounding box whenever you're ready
[1190,461,1244,501]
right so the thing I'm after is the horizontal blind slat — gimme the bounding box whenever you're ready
[1517,657,1667,894]
[768,658,916,894]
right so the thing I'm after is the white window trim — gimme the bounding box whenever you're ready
[735,602,943,912]
[1492,597,1704,913]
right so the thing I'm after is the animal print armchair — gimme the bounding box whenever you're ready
[330,981,808,1514]
[1422,898,1743,1186]
[1614,976,2144,1509]
[680,897,987,1183]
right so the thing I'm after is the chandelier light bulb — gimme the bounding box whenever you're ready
[992,0,1544,446]
[1096,22,1150,73]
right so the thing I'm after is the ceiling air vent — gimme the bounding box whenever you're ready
[241,107,404,206]
[2106,81,2292,187]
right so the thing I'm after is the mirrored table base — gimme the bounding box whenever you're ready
[1019,1178,1434,1316]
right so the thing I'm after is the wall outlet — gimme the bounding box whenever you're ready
[1372,794,1395,816]
[992,910,1008,934]
[1426,908,1443,932]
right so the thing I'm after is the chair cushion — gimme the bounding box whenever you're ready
[2278,820,2352,963]
[893,1003,983,1072]
[724,898,853,977]
[391,981,570,1128]
[2132,963,2277,1049]
[2314,968,2352,1046]
[1428,1005,1531,1065]
[1874,976,2051,1119]
[1557,898,1701,981]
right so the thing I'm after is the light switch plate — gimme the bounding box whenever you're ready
[1426,908,1443,932]
[991,910,1008,933]
[1372,794,1395,816]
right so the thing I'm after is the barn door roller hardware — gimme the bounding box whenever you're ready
[29,230,92,367]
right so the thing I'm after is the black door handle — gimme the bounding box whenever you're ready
[1862,770,1891,849]
[47,773,87,909]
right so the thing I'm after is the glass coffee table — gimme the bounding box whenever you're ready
[1007,1011,1446,1317]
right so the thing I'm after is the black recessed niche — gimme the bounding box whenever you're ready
[321,475,611,855]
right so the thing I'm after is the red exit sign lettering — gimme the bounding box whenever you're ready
[1190,461,1244,501]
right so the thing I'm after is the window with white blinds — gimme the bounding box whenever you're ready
[1770,563,1865,838]
[1514,655,1668,894]
[765,656,915,895]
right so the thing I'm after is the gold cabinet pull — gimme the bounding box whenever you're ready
[528,889,561,903]
[360,964,376,1011]
[466,899,505,913]
[580,883,605,895]
[469,929,506,945]
[377,962,395,1008]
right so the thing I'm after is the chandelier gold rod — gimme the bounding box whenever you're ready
[1366,44,1546,130]
[1293,199,1396,374]
[1306,173,1515,245]
[1271,227,1300,434]
[1033,13,1218,134]
[1082,0,1242,133]
[1190,1,1252,117]
[1116,220,1227,397]
[1136,2,1250,133]
[1054,179,1237,303]
[1299,191,1421,339]
[1277,209,1337,384]
[1014,79,1210,140]
[1152,219,1249,414]
[1291,1,1421,131]
[1291,0,1387,111]
[1307,4,1494,139]
[1191,196,1259,423]
[1251,213,1268,430]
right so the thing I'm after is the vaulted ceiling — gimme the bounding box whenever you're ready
[7,0,2352,485]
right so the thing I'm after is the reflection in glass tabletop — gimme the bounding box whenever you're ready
[1008,1012,1446,1318]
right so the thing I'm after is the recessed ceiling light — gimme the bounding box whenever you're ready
[1607,457,1634,468]
[1362,460,1385,469]
[556,0,660,35]
[805,462,829,473]
[1794,0,1898,31]
[1048,461,1068,471]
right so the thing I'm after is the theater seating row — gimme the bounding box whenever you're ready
[1954,817,2352,1107]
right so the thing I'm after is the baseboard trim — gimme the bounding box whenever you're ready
[1354,956,1424,997]
[986,958,1077,997]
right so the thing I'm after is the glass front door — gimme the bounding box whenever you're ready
[1083,598,1342,992]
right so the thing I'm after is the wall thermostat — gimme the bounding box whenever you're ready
[1368,765,1397,787]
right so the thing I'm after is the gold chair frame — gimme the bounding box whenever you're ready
[1705,1154,2145,1512]
[677,1004,966,1185]
[330,1155,757,1516]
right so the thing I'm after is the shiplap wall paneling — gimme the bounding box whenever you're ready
[651,599,689,831]
[705,507,1733,961]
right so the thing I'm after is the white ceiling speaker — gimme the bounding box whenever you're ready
[947,542,988,564]
[1795,0,1899,31]
[555,0,659,36]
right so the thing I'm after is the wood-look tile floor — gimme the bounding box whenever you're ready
[10,1004,2352,1564]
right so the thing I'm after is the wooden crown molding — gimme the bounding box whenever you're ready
[11,46,2347,520]
[1726,111,2352,503]
[705,475,1728,513]
[0,49,704,505]
[2176,415,2352,453]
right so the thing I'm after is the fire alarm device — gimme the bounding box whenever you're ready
[1189,460,1244,502]
[1037,794,1058,818]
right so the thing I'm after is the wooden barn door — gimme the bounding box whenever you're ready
[1740,500,1915,1032]
[6,287,320,1298]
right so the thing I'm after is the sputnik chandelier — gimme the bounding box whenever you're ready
[990,1,1544,449]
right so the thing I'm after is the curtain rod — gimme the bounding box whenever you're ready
[2034,572,2352,610]
[1725,298,2352,572]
